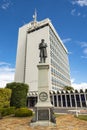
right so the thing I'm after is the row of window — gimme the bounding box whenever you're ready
[28,93,87,108]
[51,67,70,85]
[50,45,69,69]
[52,86,62,91]
[50,37,68,65]
[50,50,69,73]
[49,28,70,77]
[49,27,71,90]
[51,94,87,107]
[51,58,70,79]
[49,28,67,58]
[51,76,66,88]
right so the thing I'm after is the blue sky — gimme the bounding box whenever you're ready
[0,0,87,90]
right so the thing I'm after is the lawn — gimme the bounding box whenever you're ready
[77,115,87,121]
[54,113,65,117]
[0,114,87,130]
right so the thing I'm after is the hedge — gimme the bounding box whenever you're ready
[15,108,33,117]
[0,107,15,117]
[6,82,29,108]
[0,88,11,108]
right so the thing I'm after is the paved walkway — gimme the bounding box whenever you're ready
[0,115,87,130]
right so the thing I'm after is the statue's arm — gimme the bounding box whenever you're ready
[46,43,47,47]
[39,44,41,49]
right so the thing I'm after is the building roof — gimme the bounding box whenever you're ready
[26,18,68,53]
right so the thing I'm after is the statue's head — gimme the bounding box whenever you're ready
[41,39,44,42]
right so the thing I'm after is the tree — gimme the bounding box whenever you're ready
[64,86,74,91]
[6,82,29,108]
[0,88,11,108]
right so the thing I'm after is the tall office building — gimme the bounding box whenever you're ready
[15,15,71,92]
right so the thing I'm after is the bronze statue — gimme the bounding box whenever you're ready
[39,39,47,63]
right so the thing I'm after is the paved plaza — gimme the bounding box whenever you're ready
[0,114,87,130]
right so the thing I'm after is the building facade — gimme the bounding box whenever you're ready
[15,18,71,91]
[27,90,87,109]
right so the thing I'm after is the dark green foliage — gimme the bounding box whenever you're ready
[15,108,33,117]
[64,86,74,91]
[6,82,29,108]
[76,115,87,121]
[0,107,15,117]
[0,88,12,108]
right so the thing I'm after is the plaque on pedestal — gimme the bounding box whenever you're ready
[39,92,48,102]
[38,109,49,120]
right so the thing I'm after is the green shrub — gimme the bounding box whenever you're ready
[6,82,29,108]
[15,108,33,117]
[0,107,15,116]
[0,108,3,118]
[0,88,12,108]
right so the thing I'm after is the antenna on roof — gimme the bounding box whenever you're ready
[33,9,37,22]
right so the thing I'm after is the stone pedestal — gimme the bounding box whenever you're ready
[31,64,56,126]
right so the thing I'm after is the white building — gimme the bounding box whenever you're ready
[15,16,71,92]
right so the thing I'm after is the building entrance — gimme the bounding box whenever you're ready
[27,97,37,107]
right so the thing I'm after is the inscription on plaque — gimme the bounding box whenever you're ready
[39,92,48,102]
[38,110,49,120]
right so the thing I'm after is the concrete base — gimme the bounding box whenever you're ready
[31,107,56,125]
[30,120,56,127]
[30,63,56,126]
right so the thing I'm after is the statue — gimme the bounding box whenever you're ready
[39,39,47,63]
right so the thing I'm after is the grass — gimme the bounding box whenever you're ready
[76,115,87,121]
[54,113,65,117]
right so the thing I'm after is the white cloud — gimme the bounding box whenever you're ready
[83,48,87,54]
[71,78,75,83]
[0,62,15,88]
[80,42,87,47]
[71,1,87,17]
[72,82,87,90]
[82,14,86,17]
[0,62,10,66]
[0,66,15,73]
[77,12,81,16]
[62,38,72,43]
[71,78,87,90]
[71,9,76,15]
[1,2,10,10]
[81,55,87,58]
[72,0,87,7]
[71,8,82,16]
[68,51,73,55]
[78,41,87,57]
[0,72,14,88]
[0,0,12,10]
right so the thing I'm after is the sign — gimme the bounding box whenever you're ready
[39,92,48,102]
[38,109,49,120]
